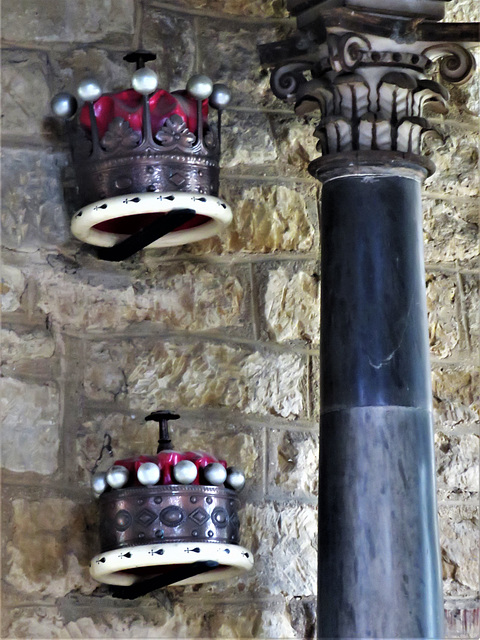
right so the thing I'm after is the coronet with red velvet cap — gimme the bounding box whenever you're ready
[89,410,253,590]
[51,50,233,257]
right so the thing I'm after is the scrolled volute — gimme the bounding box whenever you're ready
[328,32,371,73]
[422,43,476,84]
[270,62,312,101]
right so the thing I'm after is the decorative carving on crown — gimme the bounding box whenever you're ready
[259,1,479,169]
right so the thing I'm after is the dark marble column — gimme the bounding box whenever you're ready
[259,2,479,638]
[318,170,442,638]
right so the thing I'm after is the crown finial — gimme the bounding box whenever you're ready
[145,410,180,453]
[123,49,157,69]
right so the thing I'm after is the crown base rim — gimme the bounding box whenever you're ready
[90,542,254,586]
[71,192,232,248]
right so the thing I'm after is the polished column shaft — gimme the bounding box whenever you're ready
[318,173,443,638]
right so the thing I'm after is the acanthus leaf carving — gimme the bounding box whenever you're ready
[333,74,370,121]
[295,78,334,116]
[412,80,449,115]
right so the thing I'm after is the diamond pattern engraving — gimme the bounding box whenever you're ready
[136,508,157,527]
[169,172,186,187]
[189,507,210,526]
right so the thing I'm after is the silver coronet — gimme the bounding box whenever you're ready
[106,465,129,489]
[137,461,161,486]
[51,92,78,119]
[132,67,159,95]
[209,84,231,109]
[186,74,213,100]
[225,467,245,491]
[203,462,227,486]
[173,459,198,484]
[77,78,102,102]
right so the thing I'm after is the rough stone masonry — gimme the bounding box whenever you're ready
[1,0,479,638]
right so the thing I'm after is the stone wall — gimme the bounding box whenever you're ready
[1,0,478,637]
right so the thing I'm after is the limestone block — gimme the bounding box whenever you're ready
[425,124,479,197]
[310,355,321,421]
[1,0,134,44]
[423,198,479,268]
[1,327,56,378]
[84,342,128,403]
[241,502,317,596]
[1,328,55,364]
[270,115,319,174]
[4,496,97,598]
[140,10,195,91]
[76,413,260,492]
[4,599,298,639]
[0,265,26,313]
[34,262,248,333]
[461,274,480,353]
[435,431,479,501]
[0,377,59,475]
[222,111,278,167]
[1,51,50,138]
[49,49,132,96]
[207,600,296,638]
[439,504,479,597]
[4,607,201,639]
[444,602,480,639]
[198,19,285,109]
[262,265,320,343]
[426,272,461,358]
[287,597,317,640]
[174,0,288,18]
[432,366,479,429]
[1,149,69,250]
[267,428,319,499]
[84,340,307,419]
[187,181,317,255]
[444,0,480,23]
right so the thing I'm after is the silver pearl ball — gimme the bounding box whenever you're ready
[106,465,129,489]
[186,74,213,100]
[77,78,102,102]
[225,467,245,491]
[91,471,107,496]
[173,459,198,484]
[132,67,159,95]
[51,92,78,119]
[209,84,231,110]
[203,462,227,486]
[137,461,161,486]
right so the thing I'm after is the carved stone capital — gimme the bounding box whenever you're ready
[260,1,479,175]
